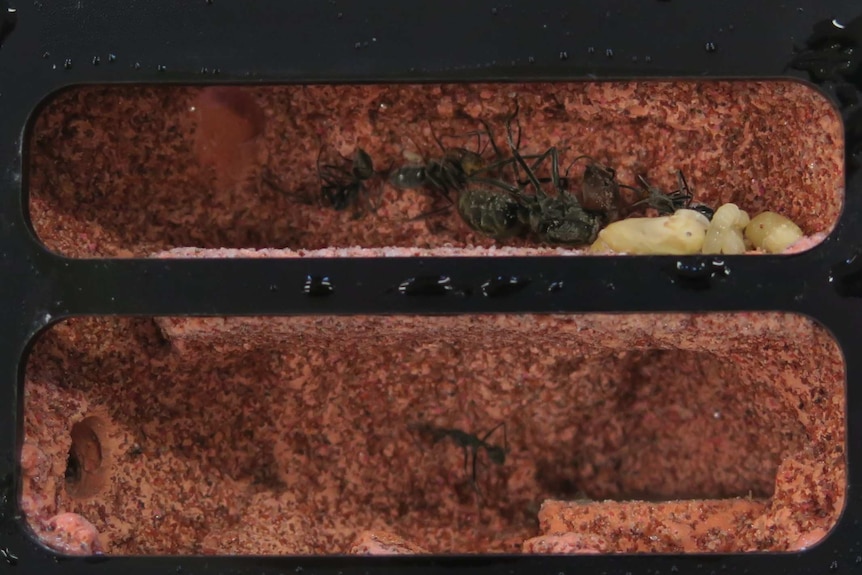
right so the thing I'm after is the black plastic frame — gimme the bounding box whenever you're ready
[2,0,862,573]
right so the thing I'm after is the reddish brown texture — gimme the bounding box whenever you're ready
[42,513,105,555]
[193,87,266,189]
[28,82,842,257]
[349,531,429,555]
[529,499,769,553]
[22,312,844,554]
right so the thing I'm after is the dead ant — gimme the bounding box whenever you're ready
[316,145,377,216]
[408,104,551,240]
[627,170,714,219]
[388,122,500,204]
[410,421,507,500]
[560,155,629,225]
[504,118,602,245]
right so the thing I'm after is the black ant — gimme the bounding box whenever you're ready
[504,117,602,245]
[541,154,628,225]
[402,104,559,239]
[388,123,496,203]
[627,170,714,219]
[316,145,377,216]
[389,103,541,204]
[410,421,508,500]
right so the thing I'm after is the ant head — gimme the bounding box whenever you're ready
[486,446,506,465]
[691,203,715,220]
[583,162,616,185]
[389,166,426,190]
[352,148,374,180]
[322,186,349,211]
[675,169,693,196]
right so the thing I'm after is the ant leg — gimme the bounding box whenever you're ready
[675,170,693,208]
[469,445,486,502]
[566,154,596,169]
[476,119,504,162]
[469,176,521,194]
[403,203,456,223]
[401,187,456,224]
[316,146,329,208]
[480,421,507,446]
[546,146,565,193]
[505,101,525,184]
[505,134,555,199]
[467,128,484,155]
[429,121,449,156]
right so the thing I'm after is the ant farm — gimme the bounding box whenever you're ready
[21,81,846,555]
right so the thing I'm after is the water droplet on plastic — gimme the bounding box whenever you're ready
[631,55,638,62]
[705,41,717,52]
[829,560,839,572]
[548,281,564,293]
[133,62,141,70]
[0,547,19,566]
[205,0,213,4]
[833,252,862,297]
[605,48,614,57]
[669,258,728,290]
[304,275,334,297]
[397,276,461,296]
[528,56,535,63]
[0,7,17,48]
[491,7,498,15]
[63,58,73,69]
[200,66,209,74]
[587,46,595,54]
[336,11,343,18]
[481,276,530,298]
[91,55,100,65]
[645,55,652,62]
[157,64,166,72]
[354,41,361,49]
[559,50,568,60]
[41,51,50,59]
[108,53,116,62]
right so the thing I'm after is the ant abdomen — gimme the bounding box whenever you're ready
[457,188,528,240]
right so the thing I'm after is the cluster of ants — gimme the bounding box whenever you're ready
[313,104,715,246]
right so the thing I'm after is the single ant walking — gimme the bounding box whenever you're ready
[410,421,508,499]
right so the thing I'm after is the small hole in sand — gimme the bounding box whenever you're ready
[64,416,107,499]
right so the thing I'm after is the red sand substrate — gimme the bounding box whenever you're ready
[20,81,846,555]
[22,313,845,554]
[27,82,842,257]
